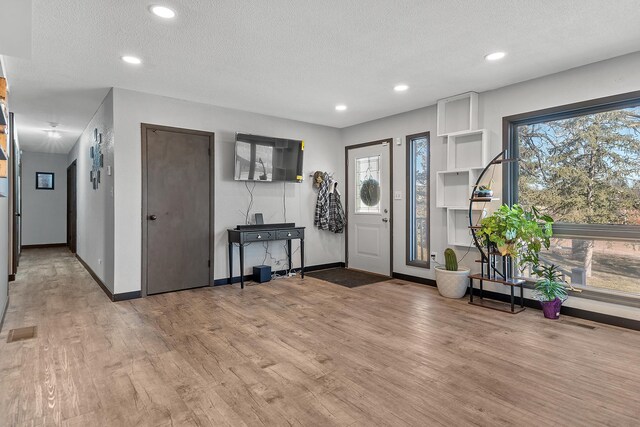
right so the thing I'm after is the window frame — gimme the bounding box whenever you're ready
[406,131,430,268]
[502,90,640,306]
[503,90,640,241]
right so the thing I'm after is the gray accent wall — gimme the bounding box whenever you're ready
[112,88,344,294]
[67,89,115,292]
[21,151,68,245]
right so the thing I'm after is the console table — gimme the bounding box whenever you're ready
[227,225,305,289]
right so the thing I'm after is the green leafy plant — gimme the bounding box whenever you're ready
[533,264,568,302]
[444,248,458,271]
[477,204,553,267]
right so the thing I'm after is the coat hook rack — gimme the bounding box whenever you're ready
[310,171,335,188]
[309,171,334,178]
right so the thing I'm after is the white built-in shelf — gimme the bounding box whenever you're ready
[436,91,489,246]
[436,168,483,208]
[437,92,478,137]
[446,129,489,170]
[447,208,487,247]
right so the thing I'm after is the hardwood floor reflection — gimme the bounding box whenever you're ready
[1,248,639,426]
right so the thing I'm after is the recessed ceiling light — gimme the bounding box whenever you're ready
[121,55,142,65]
[394,84,409,92]
[335,104,347,111]
[485,51,506,61]
[47,130,61,139]
[149,5,176,19]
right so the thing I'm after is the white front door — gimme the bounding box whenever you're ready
[347,142,391,276]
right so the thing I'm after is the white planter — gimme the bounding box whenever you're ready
[435,267,470,299]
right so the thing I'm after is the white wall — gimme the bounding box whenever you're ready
[112,88,344,294]
[342,52,640,320]
[67,90,115,292]
[21,151,67,245]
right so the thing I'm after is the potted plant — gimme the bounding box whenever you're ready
[477,204,553,268]
[533,264,568,319]
[474,180,494,198]
[435,248,470,298]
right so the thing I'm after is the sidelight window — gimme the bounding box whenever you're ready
[407,132,430,267]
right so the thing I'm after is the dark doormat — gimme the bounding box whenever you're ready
[307,268,390,288]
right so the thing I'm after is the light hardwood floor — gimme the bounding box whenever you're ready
[1,248,640,426]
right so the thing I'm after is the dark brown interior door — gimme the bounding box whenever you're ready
[66,161,77,253]
[143,125,213,295]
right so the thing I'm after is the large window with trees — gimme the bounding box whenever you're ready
[506,92,640,296]
[407,132,430,267]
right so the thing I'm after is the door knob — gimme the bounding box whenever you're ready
[382,218,389,223]
[148,215,157,221]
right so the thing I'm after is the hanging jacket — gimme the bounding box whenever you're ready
[314,173,330,230]
[328,181,346,233]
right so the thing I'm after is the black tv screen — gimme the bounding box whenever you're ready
[234,133,304,182]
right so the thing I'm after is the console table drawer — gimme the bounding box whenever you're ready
[276,229,303,240]
[243,231,275,242]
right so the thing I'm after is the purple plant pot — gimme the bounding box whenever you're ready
[540,298,562,319]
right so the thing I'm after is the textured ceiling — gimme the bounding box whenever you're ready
[5,0,640,154]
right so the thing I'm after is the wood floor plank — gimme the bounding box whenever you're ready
[1,248,640,426]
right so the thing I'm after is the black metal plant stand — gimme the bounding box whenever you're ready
[467,150,526,314]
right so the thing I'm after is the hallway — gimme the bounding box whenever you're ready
[1,248,640,426]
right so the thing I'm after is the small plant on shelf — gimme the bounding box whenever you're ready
[435,248,470,299]
[532,264,569,319]
[474,180,494,198]
[477,204,553,267]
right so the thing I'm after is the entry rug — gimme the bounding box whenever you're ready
[307,268,390,288]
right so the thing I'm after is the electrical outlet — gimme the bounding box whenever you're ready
[430,252,437,262]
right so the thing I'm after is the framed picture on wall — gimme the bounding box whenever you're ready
[36,172,55,190]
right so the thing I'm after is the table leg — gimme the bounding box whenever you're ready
[287,239,292,272]
[510,285,515,312]
[228,242,233,285]
[480,279,484,299]
[469,277,474,303]
[520,283,524,308]
[300,239,305,278]
[239,244,245,289]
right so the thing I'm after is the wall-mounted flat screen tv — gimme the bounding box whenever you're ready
[234,133,304,182]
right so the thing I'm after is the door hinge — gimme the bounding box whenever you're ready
[208,148,211,156]
[208,260,211,267]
